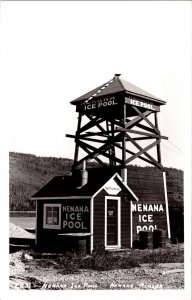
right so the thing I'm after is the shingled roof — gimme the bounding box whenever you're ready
[71,75,165,105]
[31,167,138,200]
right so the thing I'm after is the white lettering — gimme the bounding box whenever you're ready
[70,213,76,220]
[132,203,164,212]
[137,204,142,212]
[63,206,89,213]
[63,220,67,228]
[142,215,147,222]
[153,204,159,212]
[159,204,164,211]
[136,226,142,234]
[143,204,148,211]
[148,214,153,222]
[136,224,158,234]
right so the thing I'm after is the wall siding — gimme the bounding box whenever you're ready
[128,170,168,243]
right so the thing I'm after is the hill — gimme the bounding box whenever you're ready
[9,152,183,211]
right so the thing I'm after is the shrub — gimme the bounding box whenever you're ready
[56,253,80,274]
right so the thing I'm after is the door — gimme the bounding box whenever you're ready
[106,197,120,247]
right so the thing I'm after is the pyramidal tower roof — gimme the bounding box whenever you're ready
[71,74,165,105]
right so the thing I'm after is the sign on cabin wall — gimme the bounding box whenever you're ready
[62,200,90,233]
[125,96,160,112]
[132,203,167,237]
[104,178,121,195]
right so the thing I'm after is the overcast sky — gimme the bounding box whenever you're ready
[0,1,191,170]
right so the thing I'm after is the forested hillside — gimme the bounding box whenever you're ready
[9,152,183,211]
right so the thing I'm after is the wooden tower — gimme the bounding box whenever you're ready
[66,74,168,172]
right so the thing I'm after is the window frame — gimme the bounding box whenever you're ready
[43,203,61,229]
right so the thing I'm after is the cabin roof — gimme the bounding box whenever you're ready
[70,75,166,105]
[31,168,138,201]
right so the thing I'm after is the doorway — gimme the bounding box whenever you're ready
[105,197,121,248]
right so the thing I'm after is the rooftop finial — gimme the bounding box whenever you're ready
[114,74,121,80]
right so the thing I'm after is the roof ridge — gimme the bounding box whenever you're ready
[117,76,126,90]
[84,74,120,103]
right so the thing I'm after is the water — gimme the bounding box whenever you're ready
[10,217,36,229]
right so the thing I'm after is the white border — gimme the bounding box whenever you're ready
[130,200,133,247]
[90,196,94,253]
[93,172,139,200]
[105,196,121,249]
[163,171,171,238]
[43,203,61,229]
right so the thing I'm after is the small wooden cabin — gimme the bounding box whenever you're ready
[31,168,139,253]
[31,167,170,253]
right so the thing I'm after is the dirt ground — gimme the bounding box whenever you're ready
[9,250,184,290]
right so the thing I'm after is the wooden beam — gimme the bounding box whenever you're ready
[79,143,105,166]
[132,136,155,141]
[133,122,156,134]
[125,139,161,164]
[155,112,162,164]
[115,127,168,140]
[78,116,104,134]
[114,142,160,167]
[85,114,106,133]
[122,103,127,168]
[73,112,82,167]
[125,133,163,168]
[125,110,152,129]
[80,131,113,138]
[75,140,122,167]
[132,106,160,133]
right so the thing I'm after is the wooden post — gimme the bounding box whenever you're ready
[73,112,82,169]
[122,104,126,167]
[121,104,127,184]
[155,112,162,164]
[163,171,171,239]
[111,120,116,166]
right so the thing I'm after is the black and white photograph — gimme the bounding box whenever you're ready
[0,1,191,299]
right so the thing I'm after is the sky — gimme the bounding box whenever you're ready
[0,1,191,171]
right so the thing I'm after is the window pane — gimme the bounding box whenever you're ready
[46,207,53,224]
[53,207,59,225]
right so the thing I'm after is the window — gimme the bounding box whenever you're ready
[43,204,61,229]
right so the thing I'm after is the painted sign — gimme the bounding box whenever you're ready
[62,202,90,232]
[80,95,119,112]
[132,203,166,235]
[104,177,121,195]
[125,96,160,112]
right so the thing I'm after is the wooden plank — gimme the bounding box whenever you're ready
[73,112,82,166]
[125,97,160,112]
[116,127,168,140]
[132,136,155,141]
[125,133,163,169]
[134,123,156,134]
[78,141,105,166]
[85,114,106,133]
[78,116,103,134]
[122,103,127,168]
[125,139,161,164]
[132,106,160,133]
[114,142,158,166]
[125,110,152,129]
[75,140,122,167]
[155,112,162,164]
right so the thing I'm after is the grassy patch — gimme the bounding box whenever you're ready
[25,243,184,275]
